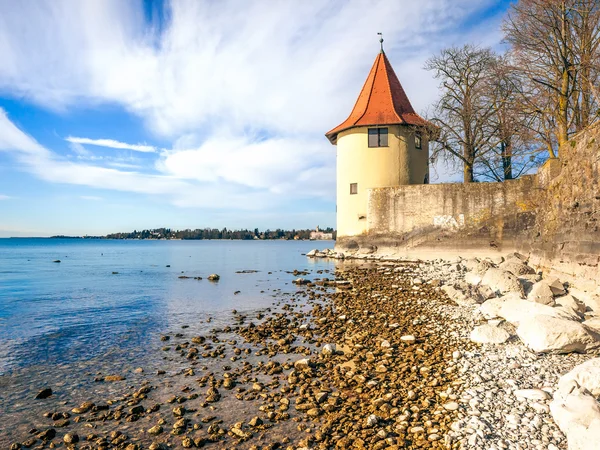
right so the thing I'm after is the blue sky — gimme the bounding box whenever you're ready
[0,0,513,237]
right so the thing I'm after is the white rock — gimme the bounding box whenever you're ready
[366,414,379,427]
[462,258,492,276]
[550,384,600,450]
[479,293,520,319]
[514,388,552,400]
[441,285,477,306]
[470,324,510,344]
[544,276,567,296]
[443,402,459,411]
[557,358,600,397]
[490,255,505,265]
[499,260,535,276]
[400,335,416,343]
[556,294,586,315]
[527,281,556,306]
[306,249,318,257]
[505,252,528,262]
[584,317,600,333]
[517,315,600,353]
[464,272,482,286]
[477,284,496,300]
[569,288,600,313]
[481,268,525,297]
[481,295,581,325]
[321,344,336,356]
[380,340,391,348]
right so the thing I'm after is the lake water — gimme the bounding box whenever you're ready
[0,238,336,374]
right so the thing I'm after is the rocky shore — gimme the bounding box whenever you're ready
[4,252,600,450]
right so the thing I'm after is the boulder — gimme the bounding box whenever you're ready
[544,276,567,296]
[306,249,318,257]
[479,293,521,320]
[550,383,600,450]
[462,258,493,276]
[517,315,600,353]
[583,317,600,333]
[470,324,510,344]
[481,268,524,297]
[505,252,529,262]
[557,358,600,397]
[495,296,581,325]
[556,294,587,315]
[441,285,477,307]
[477,285,496,301]
[499,260,536,276]
[527,281,556,306]
[464,272,482,286]
[569,288,600,313]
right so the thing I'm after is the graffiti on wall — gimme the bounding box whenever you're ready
[433,214,465,229]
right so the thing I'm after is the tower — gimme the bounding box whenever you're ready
[325,44,436,239]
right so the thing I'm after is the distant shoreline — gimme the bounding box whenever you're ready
[2,236,335,241]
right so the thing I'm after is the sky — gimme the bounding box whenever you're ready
[0,0,513,237]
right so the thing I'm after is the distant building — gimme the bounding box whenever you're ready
[325,44,436,239]
[310,226,333,240]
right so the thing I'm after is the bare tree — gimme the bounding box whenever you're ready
[476,55,546,181]
[504,0,600,152]
[425,45,498,182]
[571,0,600,129]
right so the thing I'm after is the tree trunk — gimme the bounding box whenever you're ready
[501,141,513,180]
[463,143,474,182]
[558,1,571,148]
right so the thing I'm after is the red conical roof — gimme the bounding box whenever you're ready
[325,51,434,144]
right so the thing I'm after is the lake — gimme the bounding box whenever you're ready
[0,238,336,374]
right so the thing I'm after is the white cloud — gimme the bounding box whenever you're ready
[0,194,10,200]
[80,195,103,201]
[0,108,333,210]
[0,0,505,138]
[66,137,156,153]
[0,1,508,215]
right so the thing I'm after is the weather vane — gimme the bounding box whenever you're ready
[377,32,384,52]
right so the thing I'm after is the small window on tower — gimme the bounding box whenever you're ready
[350,183,358,195]
[368,128,388,147]
[415,132,422,149]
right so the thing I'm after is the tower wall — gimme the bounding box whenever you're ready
[336,125,429,237]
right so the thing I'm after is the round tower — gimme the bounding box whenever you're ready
[325,47,436,240]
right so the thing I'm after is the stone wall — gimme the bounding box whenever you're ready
[336,124,600,289]
[529,124,600,287]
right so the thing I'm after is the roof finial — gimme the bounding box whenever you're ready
[377,32,384,53]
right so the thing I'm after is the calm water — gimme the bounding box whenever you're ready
[0,238,335,374]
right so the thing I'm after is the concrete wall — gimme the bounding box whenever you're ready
[355,175,537,253]
[336,125,429,237]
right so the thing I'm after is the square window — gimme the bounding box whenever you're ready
[350,183,358,195]
[415,132,422,149]
[368,128,388,147]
